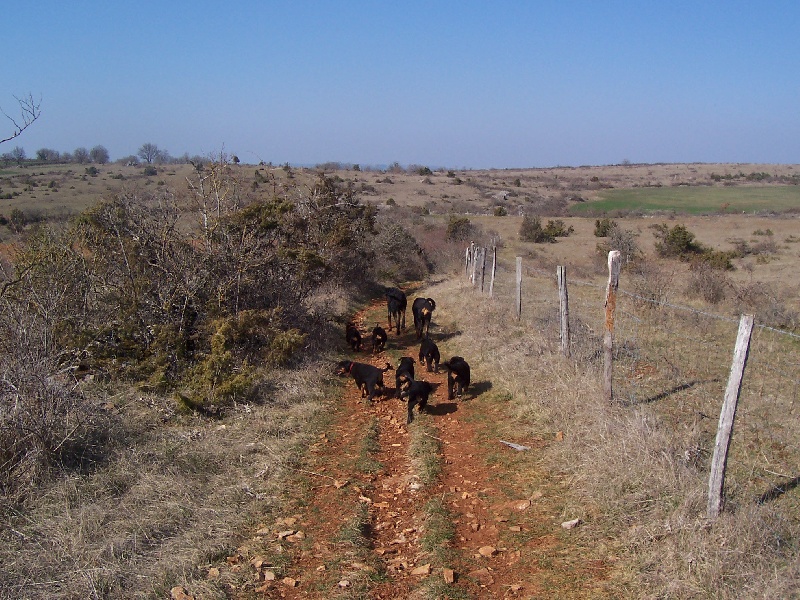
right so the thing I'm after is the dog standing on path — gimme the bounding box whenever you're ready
[400,378,434,424]
[441,356,470,399]
[335,360,393,403]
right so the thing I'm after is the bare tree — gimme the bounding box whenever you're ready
[73,147,89,164]
[138,142,163,164]
[0,93,42,146]
[10,146,26,163]
[90,145,109,164]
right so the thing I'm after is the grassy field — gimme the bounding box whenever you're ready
[2,161,800,227]
[570,185,800,215]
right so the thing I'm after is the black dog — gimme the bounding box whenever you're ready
[345,323,362,352]
[441,356,470,400]
[400,378,434,424]
[412,297,436,339]
[385,287,407,335]
[371,324,388,353]
[395,356,415,398]
[335,360,393,403]
[418,337,440,373]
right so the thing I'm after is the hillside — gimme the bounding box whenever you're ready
[0,159,799,599]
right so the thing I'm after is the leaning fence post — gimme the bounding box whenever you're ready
[515,257,522,320]
[707,314,755,520]
[603,251,621,403]
[488,246,497,298]
[557,266,570,357]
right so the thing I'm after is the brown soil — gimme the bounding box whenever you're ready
[231,301,619,599]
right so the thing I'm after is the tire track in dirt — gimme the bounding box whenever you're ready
[236,299,616,599]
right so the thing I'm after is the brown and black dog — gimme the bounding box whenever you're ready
[394,356,416,398]
[345,323,362,352]
[371,324,388,353]
[385,287,407,335]
[412,297,436,339]
[400,378,434,424]
[336,360,393,403]
[441,356,470,400]
[418,337,440,373]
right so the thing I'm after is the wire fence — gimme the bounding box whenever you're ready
[466,246,800,509]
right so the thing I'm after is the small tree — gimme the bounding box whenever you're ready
[9,208,26,233]
[90,145,110,164]
[73,147,90,164]
[652,223,702,258]
[36,148,60,162]
[10,146,25,163]
[520,215,554,243]
[594,218,617,237]
[446,216,474,242]
[138,143,163,164]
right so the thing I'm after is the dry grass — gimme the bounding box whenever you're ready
[419,227,800,598]
[0,366,330,599]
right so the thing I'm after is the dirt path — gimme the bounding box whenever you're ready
[230,301,616,599]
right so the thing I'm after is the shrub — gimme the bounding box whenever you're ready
[519,215,553,243]
[652,223,733,270]
[9,208,26,232]
[594,218,617,237]
[543,219,574,238]
[372,221,430,281]
[596,226,640,266]
[493,206,508,216]
[733,282,798,330]
[627,260,676,307]
[686,262,730,304]
[652,223,702,258]
[143,166,157,176]
[446,216,474,242]
[692,249,735,271]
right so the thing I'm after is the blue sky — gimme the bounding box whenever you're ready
[2,1,799,168]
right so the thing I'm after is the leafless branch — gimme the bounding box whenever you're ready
[1,93,42,145]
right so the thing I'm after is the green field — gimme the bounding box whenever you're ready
[570,185,800,215]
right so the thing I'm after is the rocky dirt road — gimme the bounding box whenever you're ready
[226,300,617,599]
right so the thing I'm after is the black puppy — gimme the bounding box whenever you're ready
[395,356,415,398]
[418,337,440,373]
[412,297,436,339]
[385,287,407,335]
[441,356,470,400]
[335,360,393,403]
[400,378,434,424]
[345,323,362,352]
[371,324,388,353]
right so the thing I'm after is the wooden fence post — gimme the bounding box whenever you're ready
[557,266,570,357]
[472,247,479,288]
[707,314,755,520]
[466,241,476,281]
[603,251,621,403]
[478,247,487,292]
[489,246,497,298]
[515,257,522,320]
